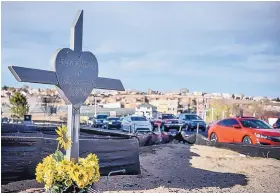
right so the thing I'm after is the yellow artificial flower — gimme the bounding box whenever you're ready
[85,153,99,164]
[35,137,101,191]
[69,164,80,180]
[74,170,88,189]
[35,163,44,183]
[44,170,55,190]
[56,124,72,150]
[64,179,73,187]
[36,155,54,183]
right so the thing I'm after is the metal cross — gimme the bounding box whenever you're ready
[8,10,125,161]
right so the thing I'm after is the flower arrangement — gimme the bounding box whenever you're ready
[35,125,100,193]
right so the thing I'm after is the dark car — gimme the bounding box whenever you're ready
[93,114,108,128]
[178,113,207,132]
[103,117,122,129]
[273,118,280,129]
[1,117,9,124]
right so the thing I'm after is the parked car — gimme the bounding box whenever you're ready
[121,115,152,133]
[103,117,122,129]
[8,119,23,124]
[87,117,95,126]
[208,117,280,146]
[92,114,108,128]
[178,113,207,132]
[273,118,280,129]
[153,113,183,133]
[1,117,9,124]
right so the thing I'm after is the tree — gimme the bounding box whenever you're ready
[38,95,60,120]
[9,91,29,119]
[2,85,9,90]
[206,99,230,122]
[189,99,197,113]
[59,115,67,123]
[6,92,11,99]
[180,88,189,95]
[231,104,243,117]
[250,102,264,117]
[144,96,149,103]
[272,97,280,102]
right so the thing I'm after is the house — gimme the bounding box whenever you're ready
[135,103,157,119]
[149,99,178,115]
[222,93,232,99]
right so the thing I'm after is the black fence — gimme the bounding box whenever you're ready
[1,124,140,184]
[180,132,280,160]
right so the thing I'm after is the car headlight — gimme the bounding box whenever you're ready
[254,133,269,139]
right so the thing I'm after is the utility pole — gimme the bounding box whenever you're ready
[94,89,97,117]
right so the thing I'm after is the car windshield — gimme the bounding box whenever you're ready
[108,118,120,121]
[162,114,175,119]
[240,119,273,129]
[185,115,202,120]
[96,115,108,119]
[131,117,147,121]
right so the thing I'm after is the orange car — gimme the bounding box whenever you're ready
[208,117,280,146]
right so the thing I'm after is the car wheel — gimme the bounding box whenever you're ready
[210,133,218,142]
[242,136,252,144]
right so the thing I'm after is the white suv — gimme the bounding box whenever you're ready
[121,115,152,133]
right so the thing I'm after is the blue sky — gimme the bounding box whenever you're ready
[1,1,280,97]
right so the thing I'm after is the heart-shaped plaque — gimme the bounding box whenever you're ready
[52,48,98,106]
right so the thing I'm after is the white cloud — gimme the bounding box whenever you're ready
[2,1,280,96]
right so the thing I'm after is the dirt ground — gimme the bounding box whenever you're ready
[2,144,280,193]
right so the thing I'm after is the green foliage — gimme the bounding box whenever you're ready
[206,100,230,122]
[9,91,29,118]
[53,150,64,162]
[2,85,9,90]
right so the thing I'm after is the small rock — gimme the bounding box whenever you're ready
[24,188,45,193]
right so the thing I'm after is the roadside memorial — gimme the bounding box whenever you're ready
[8,10,125,192]
[8,9,124,160]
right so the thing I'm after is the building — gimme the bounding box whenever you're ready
[135,103,157,119]
[253,96,268,101]
[150,99,178,115]
[180,88,189,95]
[103,102,122,108]
[222,93,232,99]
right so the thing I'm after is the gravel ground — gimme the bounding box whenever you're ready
[2,143,280,193]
